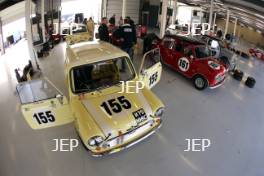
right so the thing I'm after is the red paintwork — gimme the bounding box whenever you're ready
[249,48,264,61]
[136,25,147,38]
[155,35,227,88]
[52,34,61,44]
[108,25,123,47]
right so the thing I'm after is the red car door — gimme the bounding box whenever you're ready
[174,45,195,78]
[171,40,184,70]
[159,37,175,65]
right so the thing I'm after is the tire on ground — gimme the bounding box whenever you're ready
[233,69,244,81]
[193,75,208,90]
[245,76,256,88]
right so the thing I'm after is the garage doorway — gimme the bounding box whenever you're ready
[61,0,102,24]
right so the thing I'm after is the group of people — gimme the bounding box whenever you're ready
[98,14,137,60]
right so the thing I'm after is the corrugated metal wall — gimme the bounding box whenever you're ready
[106,0,140,24]
[126,0,140,24]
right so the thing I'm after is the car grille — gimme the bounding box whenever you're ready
[102,120,155,149]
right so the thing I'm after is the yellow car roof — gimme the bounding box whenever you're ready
[66,40,129,68]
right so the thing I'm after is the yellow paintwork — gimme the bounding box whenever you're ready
[66,32,92,45]
[21,96,73,129]
[20,40,164,155]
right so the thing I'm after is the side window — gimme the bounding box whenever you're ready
[162,37,174,49]
[142,49,160,70]
[184,47,193,57]
[175,41,183,52]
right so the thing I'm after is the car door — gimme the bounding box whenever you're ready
[159,37,175,65]
[175,46,194,77]
[16,78,73,130]
[171,40,184,69]
[139,48,162,89]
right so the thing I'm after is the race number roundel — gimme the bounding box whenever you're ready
[178,57,190,72]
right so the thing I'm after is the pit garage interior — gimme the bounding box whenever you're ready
[0,0,264,175]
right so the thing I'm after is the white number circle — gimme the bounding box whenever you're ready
[178,57,190,72]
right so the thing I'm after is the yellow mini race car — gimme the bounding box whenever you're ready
[16,41,164,156]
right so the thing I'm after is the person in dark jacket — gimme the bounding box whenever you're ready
[119,18,137,59]
[98,17,109,42]
[126,16,137,44]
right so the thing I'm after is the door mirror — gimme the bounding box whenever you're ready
[139,48,162,89]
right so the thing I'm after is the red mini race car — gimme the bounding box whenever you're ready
[154,35,227,90]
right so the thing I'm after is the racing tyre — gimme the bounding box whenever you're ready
[233,69,244,81]
[193,75,208,90]
[245,77,256,88]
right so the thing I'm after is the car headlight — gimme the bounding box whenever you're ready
[154,107,165,117]
[88,136,104,146]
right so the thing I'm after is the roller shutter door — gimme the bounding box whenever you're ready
[106,0,140,24]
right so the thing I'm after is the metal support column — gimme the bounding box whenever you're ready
[160,0,168,38]
[41,0,46,43]
[233,18,237,36]
[224,9,230,37]
[102,0,107,17]
[172,0,178,25]
[208,0,214,30]
[25,0,38,69]
[0,18,5,55]
[122,0,127,18]
[212,12,216,31]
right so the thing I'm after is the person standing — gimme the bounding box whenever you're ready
[98,17,109,42]
[126,16,137,44]
[119,18,136,60]
[83,18,87,25]
[87,17,95,40]
[118,16,123,26]
[109,14,116,26]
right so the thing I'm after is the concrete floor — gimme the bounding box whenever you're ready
[1,39,264,176]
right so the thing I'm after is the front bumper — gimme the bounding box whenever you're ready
[90,118,162,157]
[209,76,226,89]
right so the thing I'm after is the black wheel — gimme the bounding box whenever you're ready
[245,77,256,88]
[233,69,244,81]
[193,75,208,90]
